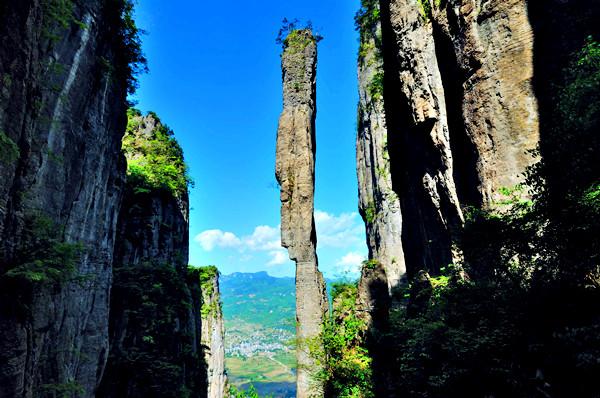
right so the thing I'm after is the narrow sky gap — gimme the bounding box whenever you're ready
[132,0,367,277]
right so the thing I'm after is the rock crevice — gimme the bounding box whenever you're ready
[0,2,129,395]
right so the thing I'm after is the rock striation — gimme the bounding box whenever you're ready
[275,29,328,398]
[356,1,406,324]
[356,0,540,280]
[354,0,543,394]
[196,267,227,398]
[0,1,131,396]
[0,3,223,398]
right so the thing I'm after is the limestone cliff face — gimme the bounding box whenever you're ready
[432,0,539,204]
[0,1,129,396]
[197,269,226,398]
[275,30,328,398]
[97,112,207,398]
[356,2,406,319]
[354,1,542,393]
[356,0,540,277]
[382,0,467,275]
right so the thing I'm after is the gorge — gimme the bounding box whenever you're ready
[1,0,599,398]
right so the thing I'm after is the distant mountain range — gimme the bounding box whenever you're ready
[220,271,345,397]
[220,272,296,398]
[221,271,296,332]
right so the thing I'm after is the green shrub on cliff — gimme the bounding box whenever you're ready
[355,0,383,66]
[355,0,380,34]
[228,384,272,398]
[41,0,77,40]
[188,265,220,317]
[123,109,192,197]
[276,18,323,52]
[100,261,206,397]
[115,0,148,94]
[317,282,374,398]
[376,38,600,397]
[41,0,146,93]
[0,131,19,164]
[1,214,83,286]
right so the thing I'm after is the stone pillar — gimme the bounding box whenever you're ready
[275,29,328,398]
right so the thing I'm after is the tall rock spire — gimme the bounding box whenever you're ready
[275,29,328,398]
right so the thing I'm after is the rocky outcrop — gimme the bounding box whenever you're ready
[355,0,540,277]
[275,29,328,398]
[97,112,207,398]
[194,267,226,398]
[356,1,406,322]
[432,0,539,204]
[0,1,131,396]
[381,0,466,275]
[353,2,543,394]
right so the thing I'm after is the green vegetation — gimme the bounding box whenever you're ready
[355,0,380,36]
[114,0,148,94]
[190,265,219,294]
[229,384,273,398]
[221,272,296,393]
[416,0,444,21]
[188,266,220,317]
[375,165,388,178]
[355,0,382,67]
[1,214,83,286]
[40,381,85,397]
[361,259,380,271]
[100,262,206,397]
[276,19,323,52]
[359,38,600,397]
[123,109,192,197]
[41,0,77,41]
[317,282,373,398]
[417,0,433,20]
[367,72,384,102]
[363,201,377,224]
[39,0,145,106]
[0,130,19,164]
[227,352,295,387]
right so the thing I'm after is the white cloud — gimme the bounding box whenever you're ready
[315,210,365,248]
[194,229,241,251]
[195,225,281,253]
[267,250,289,266]
[243,225,281,251]
[194,210,366,259]
[335,251,366,274]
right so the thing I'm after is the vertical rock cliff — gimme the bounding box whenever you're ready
[0,1,135,396]
[192,266,226,398]
[351,1,600,395]
[355,0,541,278]
[356,0,406,328]
[275,29,328,398]
[97,111,208,398]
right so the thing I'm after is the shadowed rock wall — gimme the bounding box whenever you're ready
[0,1,129,396]
[356,0,540,279]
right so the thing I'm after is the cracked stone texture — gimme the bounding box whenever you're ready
[356,9,407,307]
[381,0,465,275]
[200,273,227,398]
[0,2,128,396]
[432,0,539,204]
[275,30,328,398]
[368,0,539,275]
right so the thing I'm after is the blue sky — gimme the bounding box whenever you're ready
[133,0,367,278]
